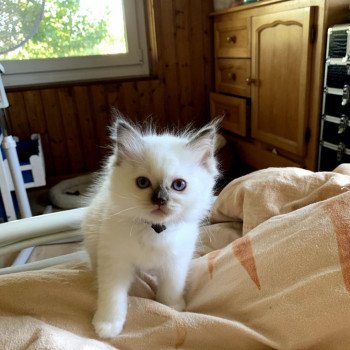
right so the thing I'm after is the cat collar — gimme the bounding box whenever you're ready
[151,223,167,233]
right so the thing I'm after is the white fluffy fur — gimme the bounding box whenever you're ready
[82,118,219,338]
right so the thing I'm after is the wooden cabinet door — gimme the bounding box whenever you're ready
[251,7,314,156]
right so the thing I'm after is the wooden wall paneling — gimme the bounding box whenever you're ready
[89,84,111,160]
[22,90,54,175]
[157,0,181,122]
[57,87,85,174]
[145,0,159,76]
[150,0,165,80]
[201,0,214,124]
[73,86,100,172]
[122,82,141,123]
[150,80,166,126]
[105,83,126,117]
[6,92,30,139]
[189,0,207,126]
[136,80,156,122]
[148,0,179,127]
[40,89,70,176]
[174,0,194,125]
[104,82,126,151]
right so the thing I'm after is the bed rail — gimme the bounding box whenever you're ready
[0,207,87,274]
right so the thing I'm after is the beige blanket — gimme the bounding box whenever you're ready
[1,165,350,349]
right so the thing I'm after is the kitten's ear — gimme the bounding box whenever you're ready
[187,119,221,176]
[110,115,143,165]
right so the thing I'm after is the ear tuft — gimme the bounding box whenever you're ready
[187,119,221,176]
[110,111,143,165]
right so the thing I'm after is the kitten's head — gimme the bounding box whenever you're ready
[106,117,220,226]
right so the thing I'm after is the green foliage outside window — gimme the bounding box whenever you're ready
[2,0,124,60]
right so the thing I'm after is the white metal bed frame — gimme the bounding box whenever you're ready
[0,207,87,275]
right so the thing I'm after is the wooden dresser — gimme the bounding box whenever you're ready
[210,0,349,171]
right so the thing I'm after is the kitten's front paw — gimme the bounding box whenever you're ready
[92,314,124,338]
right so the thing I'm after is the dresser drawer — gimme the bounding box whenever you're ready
[214,16,251,58]
[216,58,251,97]
[210,92,247,136]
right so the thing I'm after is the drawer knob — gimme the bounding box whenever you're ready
[227,72,236,81]
[226,35,237,43]
[246,77,256,85]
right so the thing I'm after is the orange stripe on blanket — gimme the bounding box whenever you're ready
[207,250,220,279]
[175,320,187,348]
[324,198,350,293]
[232,236,261,289]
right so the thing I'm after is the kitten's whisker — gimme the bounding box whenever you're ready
[196,231,206,251]
[200,225,214,247]
[116,194,130,199]
[129,220,136,237]
[204,226,215,244]
[108,206,139,218]
[115,192,141,200]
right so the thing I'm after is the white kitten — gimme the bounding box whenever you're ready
[82,117,219,338]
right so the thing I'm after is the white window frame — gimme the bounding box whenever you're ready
[2,0,149,87]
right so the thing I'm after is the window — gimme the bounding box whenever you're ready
[1,0,149,87]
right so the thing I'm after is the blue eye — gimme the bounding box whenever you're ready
[171,179,187,191]
[136,176,151,189]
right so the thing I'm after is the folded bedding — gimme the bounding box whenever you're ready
[1,165,350,349]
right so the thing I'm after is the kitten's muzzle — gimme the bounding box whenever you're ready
[151,186,169,206]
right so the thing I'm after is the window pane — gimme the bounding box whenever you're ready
[1,0,127,61]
